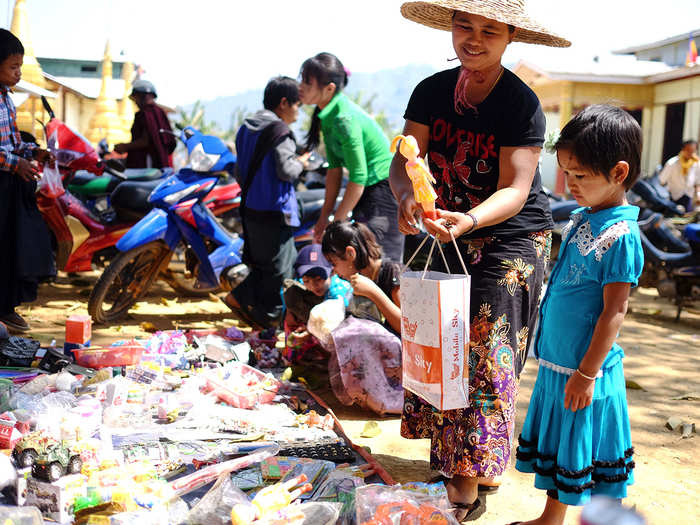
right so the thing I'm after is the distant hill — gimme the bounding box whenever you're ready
[181,64,437,136]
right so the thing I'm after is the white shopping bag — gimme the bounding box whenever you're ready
[399,235,470,410]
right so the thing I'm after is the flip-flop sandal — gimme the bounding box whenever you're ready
[478,482,501,494]
[451,496,486,522]
[429,474,500,495]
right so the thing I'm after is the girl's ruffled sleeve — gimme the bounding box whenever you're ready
[600,223,644,286]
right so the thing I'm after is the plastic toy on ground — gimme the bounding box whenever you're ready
[390,134,438,220]
[230,473,312,524]
[31,441,83,482]
[12,431,58,468]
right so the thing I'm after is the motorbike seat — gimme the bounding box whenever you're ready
[639,230,694,266]
[296,189,344,226]
[685,223,700,244]
[110,179,162,223]
[70,170,99,186]
[122,168,164,181]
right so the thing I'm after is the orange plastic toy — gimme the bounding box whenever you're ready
[361,501,452,525]
[390,134,438,220]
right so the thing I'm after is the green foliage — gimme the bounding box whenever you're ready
[347,91,400,140]
[175,101,250,149]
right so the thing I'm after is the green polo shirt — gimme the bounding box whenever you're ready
[318,93,392,187]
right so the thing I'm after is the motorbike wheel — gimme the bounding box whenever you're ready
[160,242,221,297]
[89,241,172,323]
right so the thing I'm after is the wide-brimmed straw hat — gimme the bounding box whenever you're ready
[400,0,571,48]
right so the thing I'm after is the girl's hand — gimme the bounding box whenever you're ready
[313,216,330,243]
[397,193,421,235]
[424,209,475,242]
[349,273,379,298]
[564,371,595,412]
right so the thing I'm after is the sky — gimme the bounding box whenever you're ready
[3,0,700,107]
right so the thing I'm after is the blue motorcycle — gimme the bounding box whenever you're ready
[88,127,245,323]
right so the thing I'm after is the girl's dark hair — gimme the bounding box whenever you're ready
[0,29,24,65]
[300,52,348,151]
[321,221,382,271]
[263,76,299,111]
[555,104,642,189]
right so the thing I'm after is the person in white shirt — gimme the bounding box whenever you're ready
[659,139,699,212]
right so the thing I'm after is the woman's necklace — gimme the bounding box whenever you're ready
[468,66,504,106]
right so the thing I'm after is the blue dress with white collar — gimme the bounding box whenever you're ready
[515,205,643,506]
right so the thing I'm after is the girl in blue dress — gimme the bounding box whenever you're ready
[513,105,644,525]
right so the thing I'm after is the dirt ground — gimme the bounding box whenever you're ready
[17,274,700,524]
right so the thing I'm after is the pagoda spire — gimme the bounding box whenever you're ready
[86,40,124,145]
[10,0,47,138]
[10,0,45,88]
[119,59,135,141]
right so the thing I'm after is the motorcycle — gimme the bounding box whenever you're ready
[638,214,700,320]
[35,98,242,296]
[548,177,699,320]
[88,126,341,323]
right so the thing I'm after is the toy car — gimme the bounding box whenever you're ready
[31,442,83,482]
[12,431,58,468]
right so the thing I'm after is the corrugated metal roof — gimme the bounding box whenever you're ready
[517,51,673,83]
[613,28,700,55]
[46,74,127,100]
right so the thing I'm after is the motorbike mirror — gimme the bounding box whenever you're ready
[19,131,37,145]
[183,128,195,140]
[41,96,56,119]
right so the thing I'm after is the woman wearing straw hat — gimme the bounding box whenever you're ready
[391,0,569,521]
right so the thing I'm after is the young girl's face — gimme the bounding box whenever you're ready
[299,75,323,106]
[558,148,628,212]
[325,250,357,281]
[451,12,511,72]
[302,274,330,297]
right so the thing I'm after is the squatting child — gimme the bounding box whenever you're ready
[513,104,644,525]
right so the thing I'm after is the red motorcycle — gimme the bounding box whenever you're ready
[36,98,241,296]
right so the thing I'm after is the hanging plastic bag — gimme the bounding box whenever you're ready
[37,161,64,198]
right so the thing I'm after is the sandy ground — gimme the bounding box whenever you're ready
[16,274,700,524]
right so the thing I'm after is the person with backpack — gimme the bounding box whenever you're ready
[223,76,310,330]
[114,79,175,168]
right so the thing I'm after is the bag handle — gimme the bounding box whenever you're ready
[402,228,468,279]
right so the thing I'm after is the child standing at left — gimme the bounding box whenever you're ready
[0,29,55,333]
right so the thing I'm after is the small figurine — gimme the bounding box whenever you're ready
[230,473,312,524]
[390,134,438,220]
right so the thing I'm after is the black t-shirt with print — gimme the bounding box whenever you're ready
[404,66,553,238]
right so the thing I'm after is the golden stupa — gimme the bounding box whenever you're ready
[85,41,126,145]
[10,0,47,139]
[118,60,135,141]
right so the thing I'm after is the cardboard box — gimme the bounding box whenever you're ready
[65,315,92,345]
[22,473,86,523]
